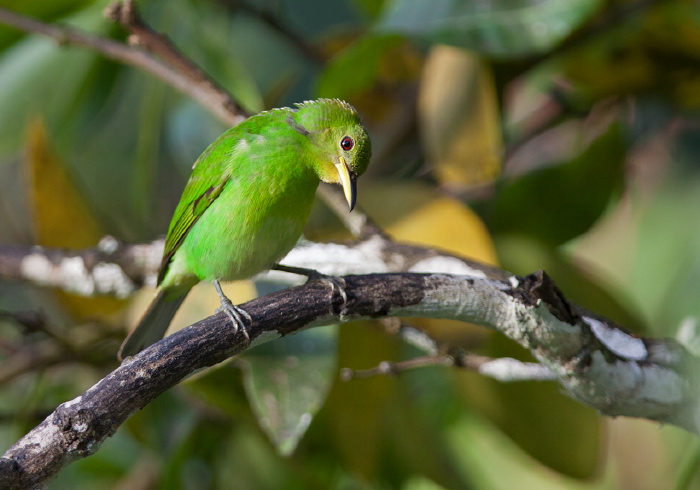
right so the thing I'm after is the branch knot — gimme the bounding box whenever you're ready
[520,270,578,324]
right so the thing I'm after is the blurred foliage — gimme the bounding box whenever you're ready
[0,0,699,488]
[418,46,502,188]
[26,118,128,323]
[378,0,604,58]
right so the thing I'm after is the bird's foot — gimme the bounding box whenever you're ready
[213,280,251,344]
[272,264,348,308]
[271,264,325,281]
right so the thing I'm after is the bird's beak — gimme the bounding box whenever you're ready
[334,157,357,211]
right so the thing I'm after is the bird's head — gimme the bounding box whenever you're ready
[293,99,371,211]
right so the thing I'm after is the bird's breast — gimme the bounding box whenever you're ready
[175,170,318,282]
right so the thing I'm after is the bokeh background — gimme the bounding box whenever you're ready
[0,0,699,488]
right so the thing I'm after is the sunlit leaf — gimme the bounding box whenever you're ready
[379,0,603,58]
[361,180,498,264]
[361,180,499,344]
[26,119,103,247]
[419,45,501,189]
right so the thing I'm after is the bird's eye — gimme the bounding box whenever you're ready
[340,136,354,151]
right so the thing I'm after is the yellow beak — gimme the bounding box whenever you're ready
[334,157,357,211]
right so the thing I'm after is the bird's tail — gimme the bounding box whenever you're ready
[118,287,191,361]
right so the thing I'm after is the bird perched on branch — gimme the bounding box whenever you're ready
[119,99,371,360]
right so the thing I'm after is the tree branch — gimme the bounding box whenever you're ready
[0,236,161,298]
[0,271,696,487]
[0,230,510,297]
[341,354,557,382]
[0,4,247,126]
[104,0,249,123]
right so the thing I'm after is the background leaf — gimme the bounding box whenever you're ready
[25,118,127,323]
[239,325,339,456]
[317,33,406,100]
[378,0,604,58]
[492,120,627,247]
[418,45,501,188]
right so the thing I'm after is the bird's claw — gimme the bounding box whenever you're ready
[214,280,251,344]
[320,275,348,307]
[217,301,251,343]
[273,264,347,304]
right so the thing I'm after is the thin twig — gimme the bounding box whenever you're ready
[340,355,454,379]
[341,354,555,382]
[345,319,556,382]
[0,5,245,126]
[0,340,65,385]
[104,0,249,124]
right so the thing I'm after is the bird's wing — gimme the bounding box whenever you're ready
[157,131,242,284]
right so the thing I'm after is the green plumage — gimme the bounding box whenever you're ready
[119,99,371,359]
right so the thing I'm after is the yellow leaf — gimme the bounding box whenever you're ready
[25,118,125,322]
[361,180,497,344]
[362,180,497,265]
[419,46,502,189]
[27,119,103,248]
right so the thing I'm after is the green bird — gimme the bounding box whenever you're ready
[118,99,371,360]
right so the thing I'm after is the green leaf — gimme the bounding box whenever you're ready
[378,0,603,58]
[317,33,404,99]
[445,410,598,489]
[0,13,104,159]
[183,362,250,417]
[239,326,339,456]
[492,121,627,247]
[0,0,95,48]
[353,0,390,19]
[624,173,700,333]
[386,366,471,489]
[454,333,602,479]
